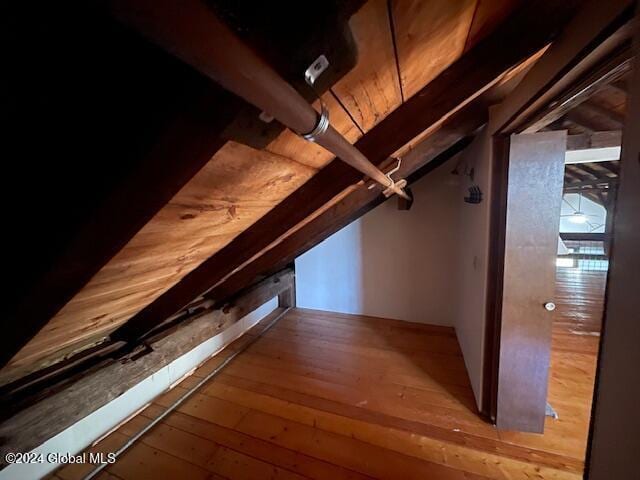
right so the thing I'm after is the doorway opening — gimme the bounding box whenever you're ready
[492,56,630,469]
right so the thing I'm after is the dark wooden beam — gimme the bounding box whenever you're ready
[566,165,615,206]
[574,162,608,179]
[560,232,605,241]
[207,107,485,303]
[521,38,634,133]
[564,177,618,190]
[566,130,622,150]
[0,269,294,461]
[111,0,583,344]
[565,169,607,205]
[598,160,621,175]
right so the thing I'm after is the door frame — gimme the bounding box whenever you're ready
[585,7,639,477]
[482,0,635,422]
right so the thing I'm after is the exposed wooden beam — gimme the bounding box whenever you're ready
[0,269,294,461]
[560,232,605,241]
[207,108,485,303]
[491,0,634,134]
[575,162,609,179]
[112,0,583,343]
[566,130,622,150]
[2,90,241,370]
[598,160,621,175]
[564,177,618,190]
[565,166,607,205]
[534,40,632,132]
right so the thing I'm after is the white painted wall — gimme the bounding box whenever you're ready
[296,161,462,326]
[451,126,493,410]
[0,298,278,480]
[295,127,495,411]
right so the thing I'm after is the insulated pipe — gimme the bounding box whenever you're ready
[111,0,410,200]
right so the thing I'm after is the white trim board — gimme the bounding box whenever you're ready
[0,298,278,480]
[565,146,621,164]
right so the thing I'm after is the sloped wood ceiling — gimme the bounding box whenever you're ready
[4,0,524,381]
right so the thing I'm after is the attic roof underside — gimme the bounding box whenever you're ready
[5,0,603,385]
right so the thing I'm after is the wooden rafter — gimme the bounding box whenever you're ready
[206,105,486,304]
[564,177,617,190]
[566,130,622,150]
[576,162,609,179]
[519,38,633,133]
[599,160,621,175]
[581,100,626,125]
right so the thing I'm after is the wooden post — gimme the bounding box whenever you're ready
[278,270,296,308]
[278,287,296,309]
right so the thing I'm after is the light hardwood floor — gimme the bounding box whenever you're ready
[52,268,606,480]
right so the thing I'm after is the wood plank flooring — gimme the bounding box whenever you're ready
[52,268,605,479]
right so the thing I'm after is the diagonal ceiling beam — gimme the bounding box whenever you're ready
[111,0,583,343]
[2,88,241,369]
[206,105,487,304]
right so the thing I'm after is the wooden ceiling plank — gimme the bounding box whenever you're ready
[265,93,362,169]
[111,0,582,344]
[1,91,240,370]
[5,141,316,380]
[564,177,617,190]
[330,0,403,133]
[463,0,524,52]
[393,0,478,100]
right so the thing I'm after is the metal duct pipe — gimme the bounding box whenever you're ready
[111,0,410,200]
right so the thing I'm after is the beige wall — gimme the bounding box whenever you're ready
[295,160,462,326]
[451,126,493,410]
